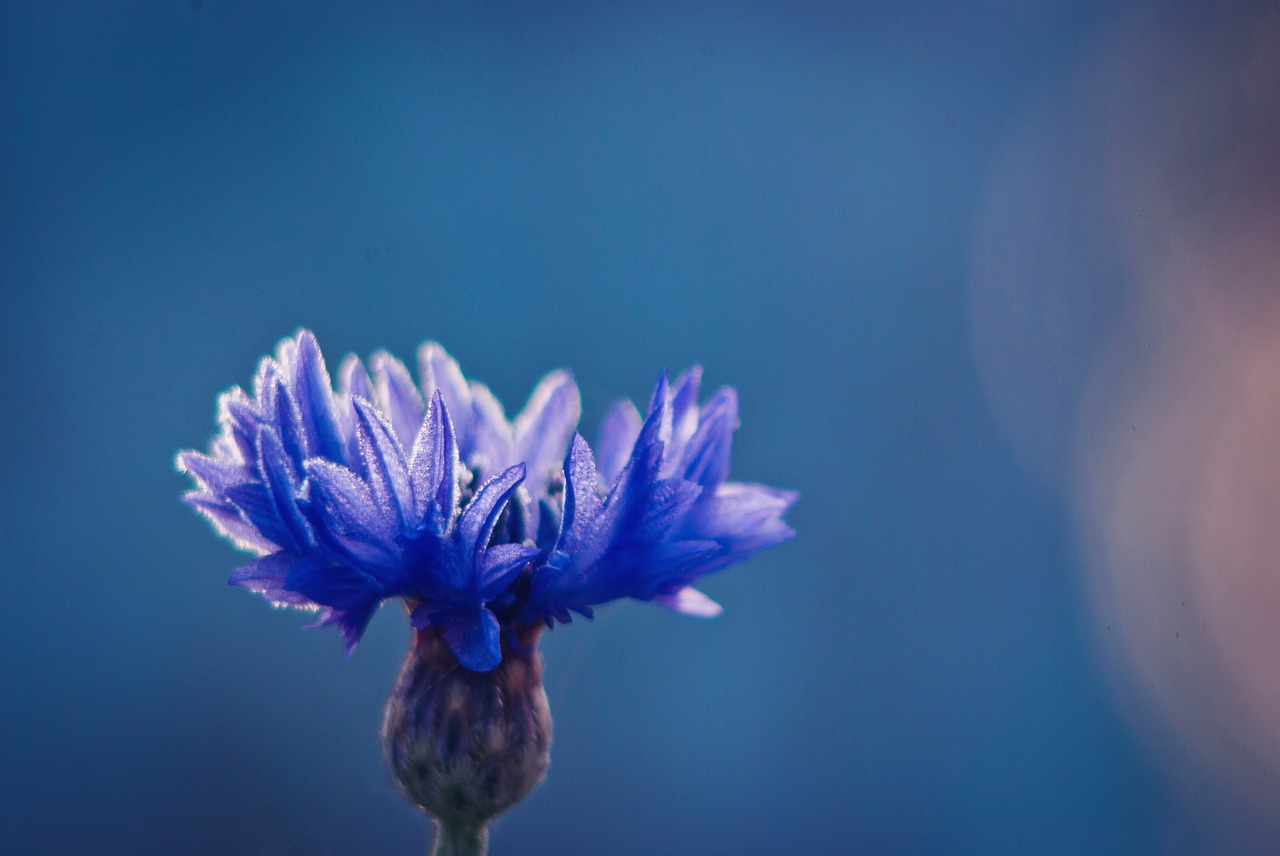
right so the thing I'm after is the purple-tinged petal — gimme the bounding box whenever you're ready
[525,435,600,615]
[647,370,671,421]
[466,382,512,474]
[687,483,798,536]
[456,464,526,574]
[251,355,280,405]
[597,402,667,547]
[183,493,275,554]
[544,604,572,627]
[680,387,738,488]
[513,370,581,498]
[290,331,345,463]
[337,606,379,655]
[409,602,504,671]
[372,351,426,448]
[175,450,249,495]
[604,539,723,598]
[442,607,502,672]
[408,391,460,531]
[535,497,560,551]
[338,355,374,476]
[418,342,474,444]
[654,586,722,618]
[558,434,604,558]
[267,376,311,469]
[284,559,382,612]
[623,478,703,544]
[477,542,538,598]
[223,482,294,548]
[303,459,400,570]
[666,366,704,467]
[273,334,299,372]
[256,426,313,550]
[310,604,381,655]
[352,397,413,530]
[228,552,320,608]
[595,399,642,488]
[338,354,375,403]
[681,482,797,571]
[209,433,242,465]
[643,371,674,451]
[218,387,262,463]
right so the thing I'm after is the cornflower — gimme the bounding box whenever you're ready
[178,331,796,855]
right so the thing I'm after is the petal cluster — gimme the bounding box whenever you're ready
[179,331,796,670]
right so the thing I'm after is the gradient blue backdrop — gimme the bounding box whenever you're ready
[0,1,1185,853]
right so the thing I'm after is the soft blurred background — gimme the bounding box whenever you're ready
[3,1,1279,853]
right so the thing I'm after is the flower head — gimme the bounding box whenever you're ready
[178,330,796,671]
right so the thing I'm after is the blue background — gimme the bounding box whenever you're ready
[0,1,1216,853]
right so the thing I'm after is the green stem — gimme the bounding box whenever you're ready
[431,822,488,856]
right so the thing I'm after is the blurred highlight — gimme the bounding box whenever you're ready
[972,1,1280,840]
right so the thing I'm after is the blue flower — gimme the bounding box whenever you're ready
[178,331,796,671]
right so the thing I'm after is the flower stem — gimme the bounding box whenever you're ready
[431,822,488,856]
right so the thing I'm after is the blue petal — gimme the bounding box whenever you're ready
[512,370,581,498]
[283,558,382,612]
[556,433,604,559]
[619,477,702,543]
[223,481,293,548]
[535,497,561,551]
[442,606,502,672]
[175,450,248,495]
[218,388,263,463]
[456,463,526,572]
[532,425,664,614]
[653,586,722,618]
[407,391,460,532]
[597,401,667,545]
[183,493,276,554]
[680,482,798,571]
[338,355,374,476]
[477,542,539,598]
[290,331,345,463]
[266,375,311,469]
[250,354,279,404]
[418,342,474,448]
[336,606,379,655]
[680,387,738,488]
[339,354,374,403]
[372,351,426,449]
[647,370,671,421]
[666,366,704,467]
[352,397,413,530]
[309,604,381,655]
[595,399,642,488]
[256,426,313,550]
[604,539,722,597]
[303,458,400,570]
[467,383,512,475]
[228,552,320,608]
[409,602,504,671]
